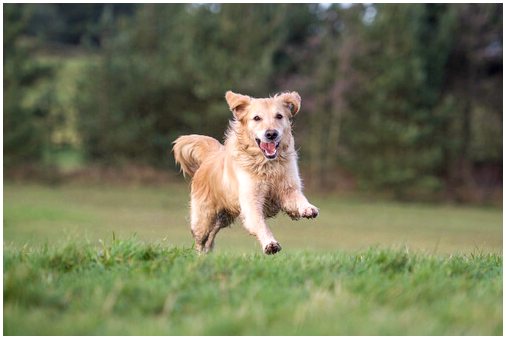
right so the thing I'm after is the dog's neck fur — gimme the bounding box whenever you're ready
[224,120,295,178]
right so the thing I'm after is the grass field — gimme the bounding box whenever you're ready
[3,181,503,335]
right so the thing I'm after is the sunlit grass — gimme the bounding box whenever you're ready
[3,182,502,254]
[3,237,502,335]
[3,182,502,335]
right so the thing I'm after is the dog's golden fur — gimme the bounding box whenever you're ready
[173,90,318,254]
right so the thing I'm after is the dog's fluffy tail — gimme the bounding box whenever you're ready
[172,134,223,177]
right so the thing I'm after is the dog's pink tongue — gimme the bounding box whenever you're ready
[260,142,276,155]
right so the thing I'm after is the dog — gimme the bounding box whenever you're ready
[173,90,319,255]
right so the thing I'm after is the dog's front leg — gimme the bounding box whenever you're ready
[280,157,319,220]
[282,189,319,220]
[238,186,281,255]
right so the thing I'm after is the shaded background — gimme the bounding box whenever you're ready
[4,3,503,203]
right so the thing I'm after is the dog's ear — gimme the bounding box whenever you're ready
[279,91,301,116]
[225,91,251,120]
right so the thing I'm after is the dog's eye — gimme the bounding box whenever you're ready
[276,113,283,120]
[253,116,262,121]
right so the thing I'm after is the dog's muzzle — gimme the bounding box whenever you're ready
[256,129,280,159]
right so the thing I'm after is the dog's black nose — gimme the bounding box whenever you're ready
[265,129,279,141]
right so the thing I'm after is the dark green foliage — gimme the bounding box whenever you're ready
[23,4,136,46]
[3,238,502,335]
[4,4,502,200]
[3,4,54,167]
[341,4,455,197]
[76,4,315,166]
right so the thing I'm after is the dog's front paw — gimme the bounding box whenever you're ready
[264,242,282,255]
[299,204,319,219]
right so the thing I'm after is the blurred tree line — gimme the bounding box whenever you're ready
[4,4,502,202]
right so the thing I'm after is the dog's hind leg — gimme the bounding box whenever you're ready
[190,197,214,254]
[203,211,234,253]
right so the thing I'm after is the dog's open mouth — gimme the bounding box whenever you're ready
[256,138,279,159]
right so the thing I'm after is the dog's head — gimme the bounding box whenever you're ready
[225,91,301,160]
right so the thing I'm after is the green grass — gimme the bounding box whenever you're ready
[3,238,502,335]
[3,182,502,253]
[3,182,503,335]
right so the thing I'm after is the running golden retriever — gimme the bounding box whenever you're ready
[173,91,318,255]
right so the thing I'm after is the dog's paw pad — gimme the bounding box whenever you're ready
[264,242,282,255]
[300,205,319,219]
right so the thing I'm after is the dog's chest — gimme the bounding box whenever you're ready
[262,197,282,218]
[258,180,286,218]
